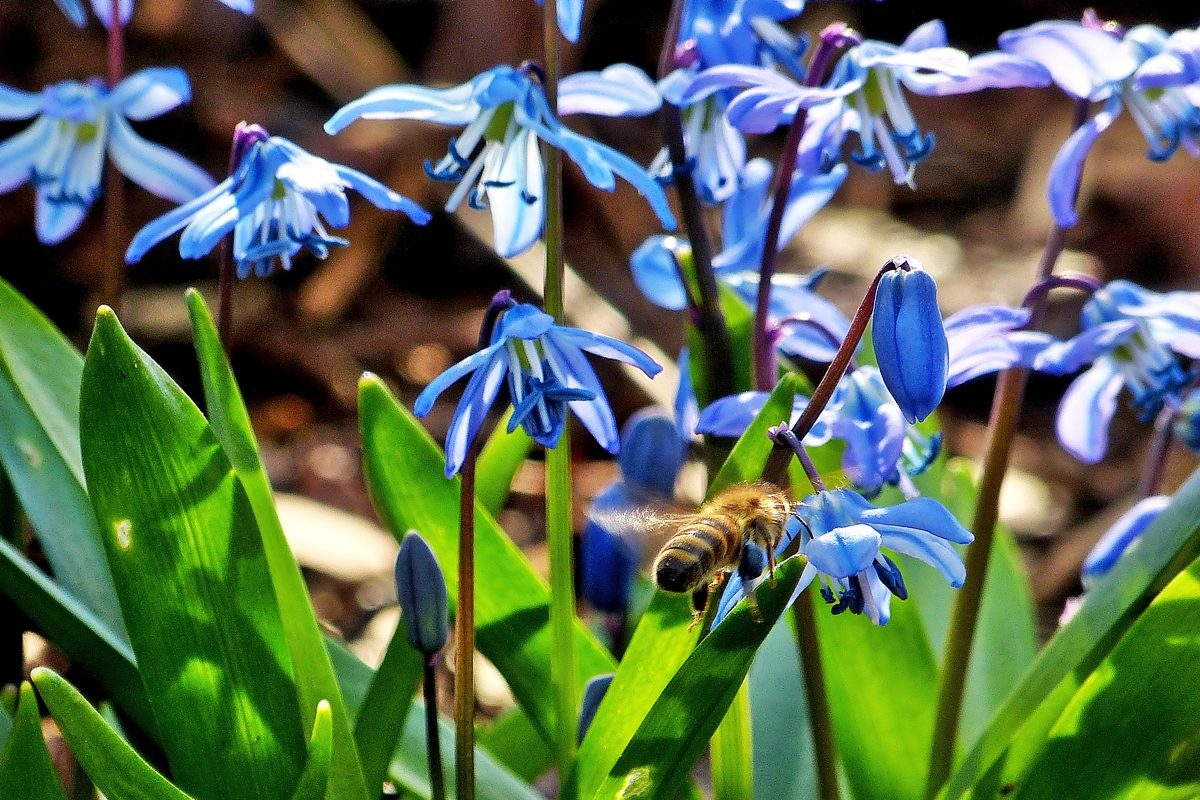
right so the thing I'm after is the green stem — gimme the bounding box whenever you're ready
[424,657,447,800]
[792,594,840,800]
[0,472,24,688]
[710,679,754,800]
[455,448,478,800]
[542,0,579,772]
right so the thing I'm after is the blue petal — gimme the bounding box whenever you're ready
[630,235,689,311]
[494,303,555,341]
[443,352,511,476]
[860,495,972,542]
[696,391,769,437]
[324,75,488,133]
[35,190,89,245]
[0,85,44,120]
[1056,358,1124,464]
[1047,94,1122,227]
[333,164,431,223]
[872,267,948,423]
[91,0,133,29]
[0,118,50,194]
[125,175,236,262]
[902,52,1053,96]
[674,348,699,441]
[559,64,661,117]
[998,21,1136,101]
[1081,495,1170,587]
[53,0,87,26]
[487,128,544,258]
[902,19,948,51]
[219,0,254,12]
[413,343,506,417]
[549,325,663,377]
[108,115,215,203]
[806,524,882,579]
[110,68,192,120]
[1032,319,1137,375]
[542,334,620,452]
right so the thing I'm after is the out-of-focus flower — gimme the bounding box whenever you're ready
[55,0,252,29]
[0,69,214,244]
[1081,495,1170,588]
[414,301,662,477]
[1172,387,1200,453]
[715,487,972,625]
[1001,17,1200,226]
[395,531,449,656]
[577,673,614,743]
[325,64,674,258]
[535,0,583,43]
[872,260,948,424]
[126,124,430,276]
[1031,280,1200,463]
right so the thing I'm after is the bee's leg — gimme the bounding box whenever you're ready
[744,587,763,623]
[687,585,709,630]
[750,521,778,587]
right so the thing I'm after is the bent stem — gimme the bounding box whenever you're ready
[424,656,447,800]
[101,4,127,311]
[455,447,478,800]
[926,101,1090,797]
[543,0,579,772]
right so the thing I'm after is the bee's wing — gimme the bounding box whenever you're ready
[586,482,694,559]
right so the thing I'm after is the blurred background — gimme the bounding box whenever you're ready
[5,0,1200,729]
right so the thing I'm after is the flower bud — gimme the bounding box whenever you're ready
[395,531,449,655]
[872,260,949,423]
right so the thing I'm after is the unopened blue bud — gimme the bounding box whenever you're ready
[395,531,449,655]
[618,410,687,496]
[578,673,615,744]
[873,259,949,423]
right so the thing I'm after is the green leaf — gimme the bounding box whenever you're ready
[567,375,803,800]
[710,681,754,800]
[32,667,194,800]
[1012,555,1200,799]
[477,708,554,783]
[357,374,616,748]
[0,278,124,638]
[80,308,306,800]
[186,290,370,800]
[352,624,425,793]
[0,538,153,737]
[589,557,806,800]
[476,412,533,516]
[293,702,335,800]
[0,682,67,800]
[943,464,1200,800]
[749,617,816,800]
[816,592,939,800]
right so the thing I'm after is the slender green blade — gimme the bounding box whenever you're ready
[0,682,67,800]
[589,557,806,800]
[293,702,335,800]
[477,708,554,783]
[352,624,424,793]
[476,412,533,516]
[1012,555,1200,800]
[80,308,306,800]
[0,278,124,638]
[33,668,192,800]
[186,290,370,800]
[567,375,803,800]
[942,464,1200,799]
[358,374,616,747]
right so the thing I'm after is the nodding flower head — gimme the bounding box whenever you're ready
[0,68,215,244]
[325,64,675,258]
[872,259,949,424]
[414,298,662,477]
[125,125,430,277]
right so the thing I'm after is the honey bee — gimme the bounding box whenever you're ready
[649,482,794,619]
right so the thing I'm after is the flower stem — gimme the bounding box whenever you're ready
[455,447,478,800]
[101,5,126,312]
[424,656,447,800]
[752,25,855,392]
[925,100,1091,799]
[658,0,734,402]
[1138,403,1178,497]
[542,0,579,773]
[792,593,841,800]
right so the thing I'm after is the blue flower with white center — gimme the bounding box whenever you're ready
[125,124,430,277]
[0,69,214,245]
[325,63,675,258]
[631,158,846,319]
[1031,280,1200,464]
[872,260,948,424]
[715,487,972,626]
[1081,495,1170,589]
[1000,17,1200,227]
[414,301,662,477]
[54,0,252,28]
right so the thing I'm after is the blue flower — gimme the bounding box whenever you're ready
[715,487,972,626]
[1081,494,1170,588]
[414,302,662,477]
[1000,18,1200,227]
[872,261,948,424]
[1031,280,1200,463]
[325,64,675,258]
[126,125,430,276]
[533,0,584,43]
[55,0,252,28]
[0,69,215,245]
[631,157,846,318]
[582,410,686,613]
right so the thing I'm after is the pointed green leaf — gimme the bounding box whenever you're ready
[186,289,370,800]
[0,278,124,638]
[358,374,615,748]
[477,708,554,783]
[0,682,67,800]
[352,623,424,794]
[80,308,306,800]
[293,701,335,800]
[589,557,806,800]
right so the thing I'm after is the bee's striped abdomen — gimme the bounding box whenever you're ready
[653,517,738,593]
